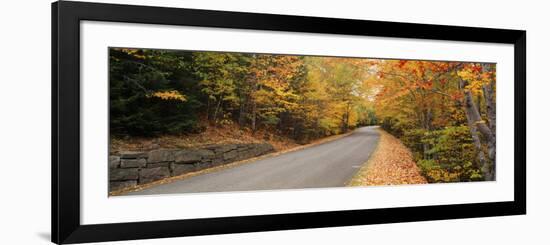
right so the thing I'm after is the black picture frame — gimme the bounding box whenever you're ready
[52,1,526,244]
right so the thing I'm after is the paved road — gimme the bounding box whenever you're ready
[126,126,380,195]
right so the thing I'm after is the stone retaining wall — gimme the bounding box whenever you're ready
[109,143,274,192]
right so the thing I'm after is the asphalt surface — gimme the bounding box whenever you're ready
[125,126,380,195]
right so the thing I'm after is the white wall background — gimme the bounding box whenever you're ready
[0,0,547,244]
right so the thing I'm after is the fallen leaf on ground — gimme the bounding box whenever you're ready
[349,129,427,186]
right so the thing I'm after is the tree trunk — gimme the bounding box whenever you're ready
[213,98,222,125]
[481,64,497,180]
[420,107,433,159]
[459,78,496,181]
[482,63,497,136]
[460,98,486,171]
[341,105,350,133]
[206,99,211,121]
[341,101,352,133]
[483,84,496,134]
[251,99,257,134]
[250,74,259,135]
[238,96,247,128]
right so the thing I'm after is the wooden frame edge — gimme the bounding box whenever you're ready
[52,1,527,244]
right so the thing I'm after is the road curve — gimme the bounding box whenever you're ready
[125,126,380,195]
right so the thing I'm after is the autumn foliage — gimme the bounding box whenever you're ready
[110,48,496,183]
[373,60,496,182]
[110,48,375,142]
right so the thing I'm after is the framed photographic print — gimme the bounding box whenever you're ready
[52,1,526,244]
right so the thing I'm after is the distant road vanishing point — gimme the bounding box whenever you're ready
[124,126,381,196]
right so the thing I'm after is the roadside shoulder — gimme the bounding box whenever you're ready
[348,128,427,186]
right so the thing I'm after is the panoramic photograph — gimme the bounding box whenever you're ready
[108,47,496,196]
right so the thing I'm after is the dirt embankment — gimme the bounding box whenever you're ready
[110,123,302,154]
